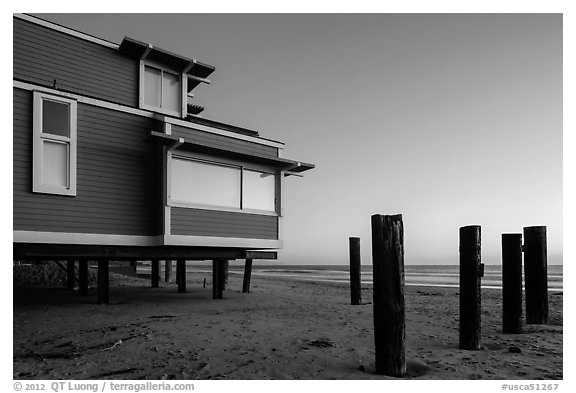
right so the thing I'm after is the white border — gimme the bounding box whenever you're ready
[13,231,282,249]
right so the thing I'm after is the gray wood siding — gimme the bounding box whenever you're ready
[171,124,279,159]
[13,88,163,236]
[171,208,278,240]
[13,17,138,106]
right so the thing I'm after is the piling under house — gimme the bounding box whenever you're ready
[13,14,314,301]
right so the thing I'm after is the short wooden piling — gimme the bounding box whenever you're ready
[242,259,253,293]
[165,260,172,283]
[151,259,160,288]
[523,226,548,324]
[213,259,224,299]
[97,259,109,304]
[177,259,186,293]
[502,234,523,333]
[349,237,362,305]
[371,214,406,377]
[66,259,75,290]
[79,259,89,296]
[459,225,483,350]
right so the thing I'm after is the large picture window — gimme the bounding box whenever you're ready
[169,156,277,213]
[142,63,181,115]
[32,92,77,196]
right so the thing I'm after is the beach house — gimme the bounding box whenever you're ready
[13,14,313,302]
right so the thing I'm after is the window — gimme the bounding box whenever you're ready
[33,92,77,196]
[170,157,241,209]
[242,169,276,212]
[169,156,277,213]
[142,63,181,115]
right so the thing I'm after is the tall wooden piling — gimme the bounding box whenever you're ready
[523,226,548,324]
[349,237,362,305]
[459,225,483,350]
[502,234,523,333]
[242,259,253,293]
[79,259,89,296]
[371,214,405,377]
[177,259,186,293]
[97,259,109,304]
[213,259,225,299]
[165,260,172,283]
[151,259,160,288]
[66,259,75,290]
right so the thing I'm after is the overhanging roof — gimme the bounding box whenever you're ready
[119,37,215,85]
[146,131,314,175]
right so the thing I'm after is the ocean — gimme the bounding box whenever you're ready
[138,263,563,291]
[231,264,564,291]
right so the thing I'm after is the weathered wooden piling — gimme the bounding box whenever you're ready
[97,259,109,304]
[349,237,362,305]
[66,259,75,290]
[242,259,253,293]
[523,226,548,324]
[502,234,523,333]
[151,259,160,288]
[459,225,483,350]
[165,260,172,283]
[371,214,406,377]
[177,259,186,293]
[79,259,89,296]
[213,259,225,299]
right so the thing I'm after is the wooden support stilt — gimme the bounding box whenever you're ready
[459,225,483,350]
[502,234,523,333]
[79,259,89,296]
[242,259,253,293]
[97,259,109,304]
[151,259,160,288]
[66,259,75,290]
[371,214,406,377]
[349,237,362,305]
[223,260,229,290]
[165,260,172,283]
[213,259,224,299]
[523,226,548,324]
[177,259,186,293]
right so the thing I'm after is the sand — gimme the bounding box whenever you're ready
[13,266,563,380]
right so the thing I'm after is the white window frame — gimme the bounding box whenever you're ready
[167,153,278,216]
[32,92,77,196]
[139,60,182,117]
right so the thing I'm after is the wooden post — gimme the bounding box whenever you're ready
[97,259,109,305]
[371,214,405,377]
[459,225,483,350]
[223,260,229,290]
[523,226,548,324]
[177,259,186,293]
[502,234,523,333]
[242,259,253,293]
[66,259,75,290]
[213,259,224,299]
[165,260,172,283]
[151,259,160,288]
[79,259,89,296]
[349,237,362,305]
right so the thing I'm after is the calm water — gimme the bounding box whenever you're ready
[139,263,563,291]
[241,264,564,291]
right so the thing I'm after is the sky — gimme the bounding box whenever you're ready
[26,12,564,266]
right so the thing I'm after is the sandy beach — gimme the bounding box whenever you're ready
[13,265,562,380]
